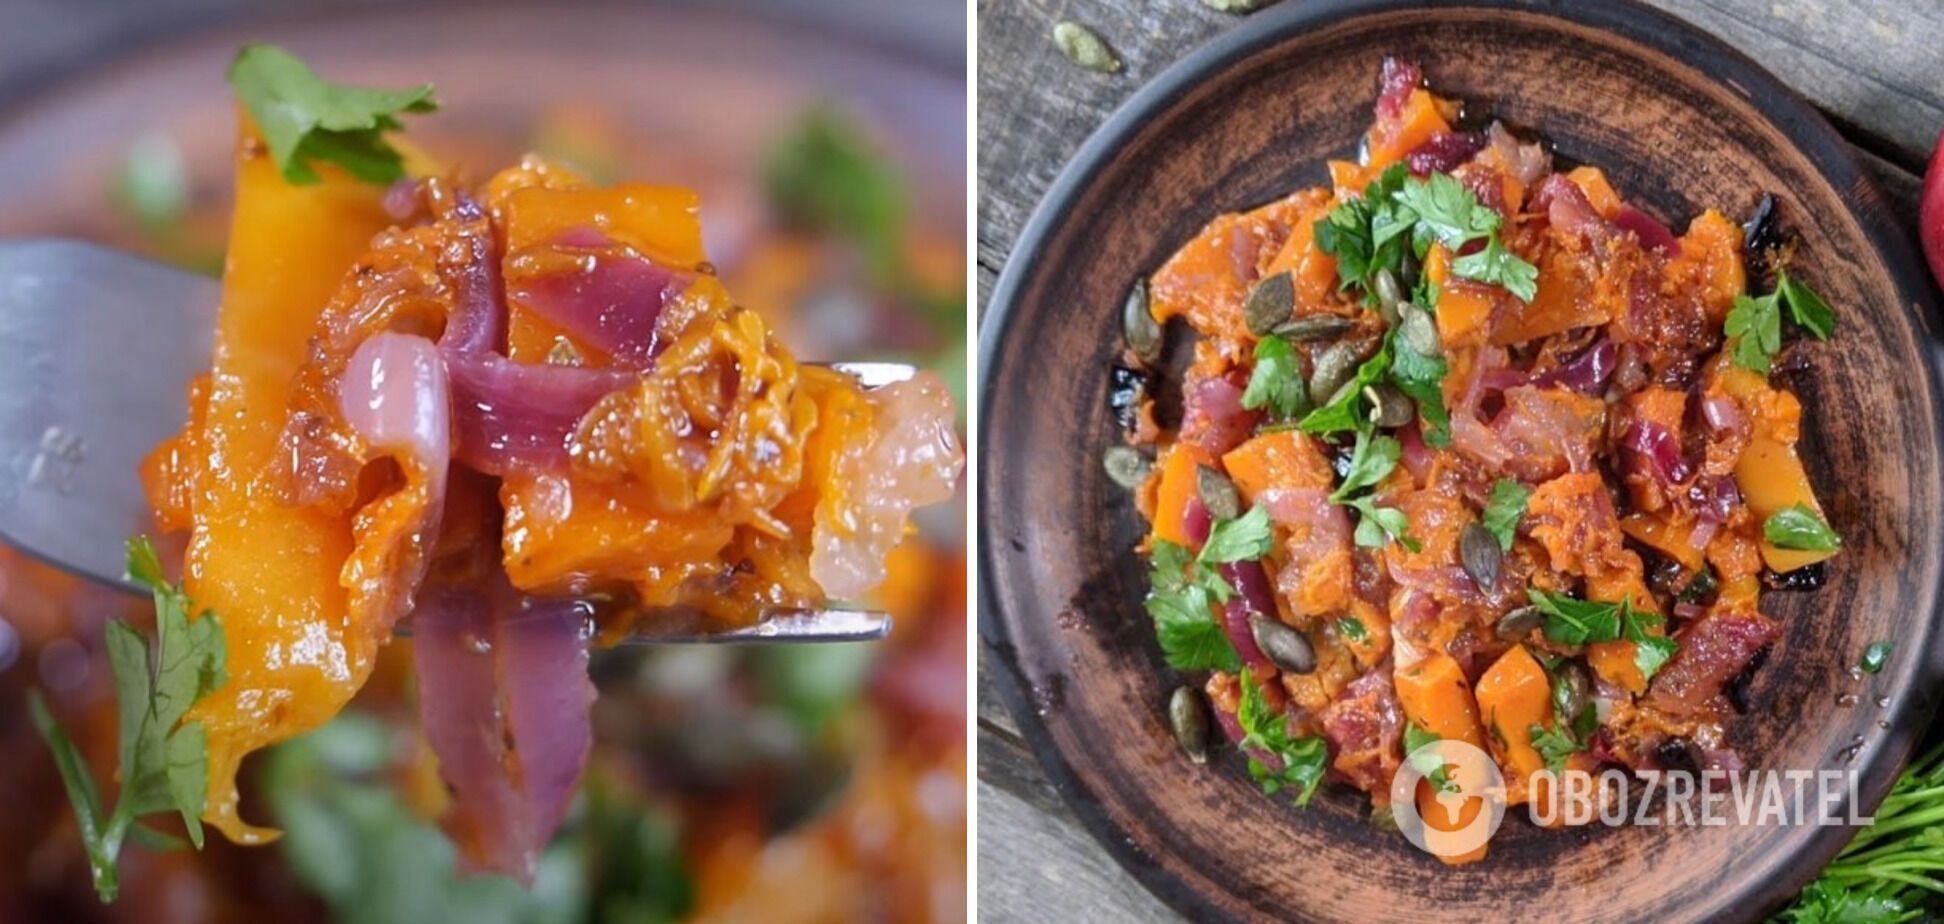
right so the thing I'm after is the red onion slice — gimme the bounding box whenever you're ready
[507,243,694,371]
[338,332,451,633]
[413,580,596,883]
[446,353,632,475]
[1218,560,1277,671]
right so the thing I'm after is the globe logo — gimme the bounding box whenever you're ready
[1389,737,1508,859]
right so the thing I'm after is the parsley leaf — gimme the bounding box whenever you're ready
[1200,506,1274,564]
[1725,291,1784,374]
[31,537,228,902]
[1388,313,1451,446]
[1529,588,1623,646]
[1480,479,1531,552]
[1777,269,1836,341]
[1336,616,1368,643]
[227,44,437,185]
[1237,678,1330,806]
[1297,337,1392,435]
[1403,723,1455,793]
[1450,235,1539,301]
[1315,166,1536,304]
[1394,171,1501,252]
[1530,723,1582,776]
[1147,590,1243,672]
[1349,497,1419,552]
[1330,429,1402,502]
[1623,611,1678,682]
[1765,503,1842,551]
[1241,335,1310,419]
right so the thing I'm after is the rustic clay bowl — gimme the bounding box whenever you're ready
[978,0,1944,920]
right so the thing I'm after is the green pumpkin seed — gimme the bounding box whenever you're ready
[1199,0,1272,11]
[1272,314,1356,342]
[1495,605,1542,640]
[1372,267,1403,327]
[1363,383,1413,428]
[1244,271,1295,336]
[1123,278,1161,364]
[1459,522,1502,591]
[1250,615,1316,675]
[1197,465,1241,520]
[1053,22,1121,73]
[1400,304,1441,358]
[1369,804,1400,832]
[1557,661,1591,720]
[1398,247,1421,292]
[1103,446,1152,489]
[1308,340,1362,405]
[1169,686,1209,764]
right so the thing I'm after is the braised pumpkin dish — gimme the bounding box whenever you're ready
[30,43,961,895]
[1112,58,1841,861]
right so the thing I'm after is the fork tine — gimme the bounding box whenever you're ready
[390,607,890,644]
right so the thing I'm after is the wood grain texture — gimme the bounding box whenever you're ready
[977,1,1944,921]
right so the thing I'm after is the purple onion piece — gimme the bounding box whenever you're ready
[1532,339,1617,395]
[1405,131,1486,176]
[1614,206,1681,257]
[506,237,693,371]
[1219,560,1277,671]
[1623,420,1692,485]
[446,353,632,475]
[413,580,595,884]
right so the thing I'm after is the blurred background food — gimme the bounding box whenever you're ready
[0,2,967,922]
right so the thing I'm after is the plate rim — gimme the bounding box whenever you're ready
[975,0,1944,919]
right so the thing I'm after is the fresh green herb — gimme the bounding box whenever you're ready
[1388,312,1451,445]
[1144,508,1274,672]
[1348,498,1419,552]
[1329,429,1401,502]
[1298,336,1393,435]
[1623,611,1678,683]
[1773,741,1944,923]
[1480,479,1531,552]
[1678,567,1719,604]
[1725,270,1836,375]
[1777,269,1836,341]
[31,537,228,902]
[1529,723,1582,776]
[1241,335,1310,419]
[1765,503,1842,552]
[1725,290,1785,374]
[1236,678,1329,807]
[1336,616,1368,643]
[1860,641,1894,675]
[1403,723,1455,793]
[227,44,437,185]
[1527,661,1601,775]
[1318,167,1539,302]
[1529,588,1624,646]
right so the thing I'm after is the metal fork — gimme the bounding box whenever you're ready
[0,239,900,644]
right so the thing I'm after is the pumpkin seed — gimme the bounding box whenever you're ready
[1102,446,1152,490]
[1197,465,1241,520]
[1459,522,1502,591]
[1272,314,1356,342]
[1053,21,1121,73]
[1123,278,1161,363]
[1398,246,1421,292]
[1169,686,1209,764]
[1199,0,1272,12]
[1400,304,1441,358]
[1244,271,1295,336]
[1372,267,1403,326]
[1557,662,1591,721]
[1495,606,1542,640]
[1363,383,1412,428]
[1369,804,1400,833]
[1308,340,1362,405]
[1250,615,1316,675]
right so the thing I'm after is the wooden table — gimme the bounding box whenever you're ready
[975,1,1943,919]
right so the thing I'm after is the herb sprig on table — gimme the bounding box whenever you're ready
[1775,741,1944,923]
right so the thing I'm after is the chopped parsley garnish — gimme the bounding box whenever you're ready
[1764,503,1842,552]
[227,43,437,185]
[1529,662,1602,774]
[31,537,228,902]
[1316,166,1539,303]
[1298,336,1393,436]
[1480,478,1531,551]
[1725,269,1837,374]
[1528,589,1676,681]
[1336,616,1368,643]
[1860,640,1894,675]
[1236,677,1330,806]
[1241,335,1310,419]
[1328,429,1420,552]
[1403,723,1455,793]
[1388,309,1451,445]
[1144,507,1274,672]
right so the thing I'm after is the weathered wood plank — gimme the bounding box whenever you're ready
[978,731,1187,923]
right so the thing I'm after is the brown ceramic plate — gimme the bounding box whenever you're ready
[978,0,1944,920]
